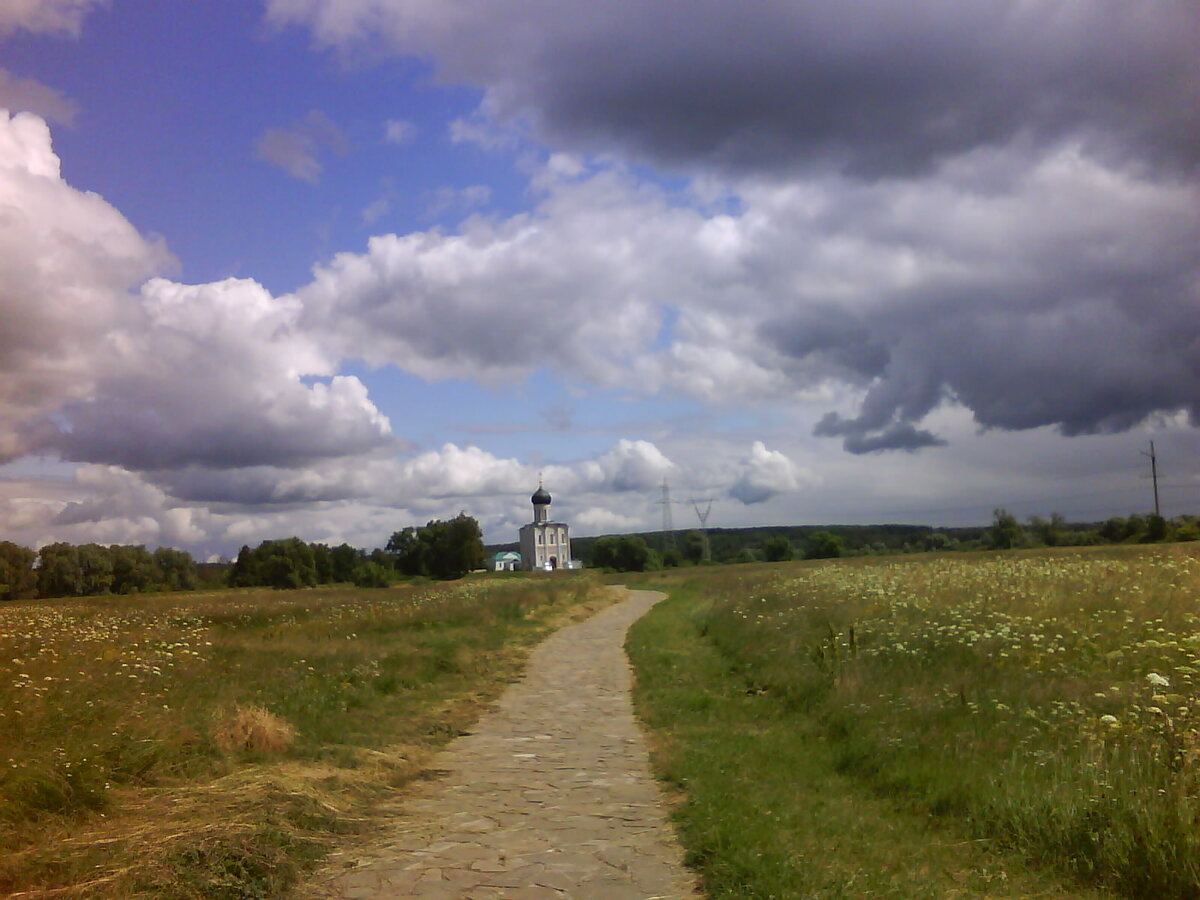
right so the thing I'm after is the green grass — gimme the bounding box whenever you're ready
[628,574,1115,900]
[0,572,609,898]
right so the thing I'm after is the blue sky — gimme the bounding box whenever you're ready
[0,1,1197,558]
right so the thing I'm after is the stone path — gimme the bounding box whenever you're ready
[301,588,699,900]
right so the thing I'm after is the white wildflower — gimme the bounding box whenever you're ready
[1147,672,1170,688]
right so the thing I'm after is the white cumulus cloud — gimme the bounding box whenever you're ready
[729,441,811,505]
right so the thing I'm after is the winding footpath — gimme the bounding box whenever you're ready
[301,588,699,900]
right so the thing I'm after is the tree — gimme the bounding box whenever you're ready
[110,545,156,594]
[387,514,484,580]
[805,531,844,559]
[154,547,198,590]
[1099,516,1128,543]
[0,542,36,601]
[38,543,82,597]
[680,531,706,564]
[229,545,260,587]
[591,535,657,572]
[763,535,793,562]
[330,543,361,582]
[989,508,1023,550]
[1029,512,1066,547]
[311,543,333,584]
[1145,514,1170,543]
[387,527,425,576]
[352,561,391,588]
[427,513,485,579]
[75,544,114,595]
[228,538,319,589]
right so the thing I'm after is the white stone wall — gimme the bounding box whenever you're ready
[519,521,573,570]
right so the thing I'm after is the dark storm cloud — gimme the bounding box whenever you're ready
[800,263,1200,453]
[531,1,1200,177]
[275,0,1200,178]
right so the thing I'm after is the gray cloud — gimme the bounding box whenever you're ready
[55,277,395,470]
[0,0,105,38]
[0,110,172,462]
[255,110,348,183]
[0,70,78,125]
[268,0,1200,179]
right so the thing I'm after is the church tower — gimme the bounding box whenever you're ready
[519,481,574,570]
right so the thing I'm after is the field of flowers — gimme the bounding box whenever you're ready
[700,545,1200,898]
[0,573,603,897]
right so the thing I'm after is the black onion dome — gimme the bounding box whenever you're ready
[531,485,552,505]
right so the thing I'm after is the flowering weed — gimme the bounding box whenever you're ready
[686,545,1200,897]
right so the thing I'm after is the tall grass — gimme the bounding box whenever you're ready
[0,573,605,897]
[689,545,1200,897]
[628,576,1107,899]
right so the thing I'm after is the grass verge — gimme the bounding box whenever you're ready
[627,576,1112,899]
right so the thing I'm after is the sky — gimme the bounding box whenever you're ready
[0,0,1198,560]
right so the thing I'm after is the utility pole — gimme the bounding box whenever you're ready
[1142,441,1161,517]
[691,498,714,562]
[658,477,676,554]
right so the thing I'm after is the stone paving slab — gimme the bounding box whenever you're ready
[301,588,699,900]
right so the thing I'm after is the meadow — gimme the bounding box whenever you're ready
[0,573,607,898]
[627,545,1200,898]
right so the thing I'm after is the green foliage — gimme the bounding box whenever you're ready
[154,547,198,590]
[804,530,843,559]
[37,543,82,597]
[989,507,1024,550]
[229,538,356,590]
[762,535,793,562]
[0,541,37,602]
[1145,513,1170,543]
[16,542,199,599]
[351,562,392,588]
[591,535,659,572]
[1029,512,1066,547]
[680,531,706,564]
[387,513,485,580]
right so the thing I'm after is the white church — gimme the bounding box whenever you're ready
[518,482,581,571]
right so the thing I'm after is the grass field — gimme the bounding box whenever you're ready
[628,544,1200,899]
[0,572,608,898]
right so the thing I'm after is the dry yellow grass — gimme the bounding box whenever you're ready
[0,573,611,898]
[213,706,298,755]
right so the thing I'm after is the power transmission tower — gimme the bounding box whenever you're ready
[1142,441,1161,516]
[691,498,714,561]
[658,477,676,553]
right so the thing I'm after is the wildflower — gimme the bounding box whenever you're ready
[1147,672,1171,688]
[1100,715,1118,725]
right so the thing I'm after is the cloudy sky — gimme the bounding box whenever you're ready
[1,0,1197,559]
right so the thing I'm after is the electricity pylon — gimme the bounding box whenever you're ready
[691,497,714,561]
[658,477,677,553]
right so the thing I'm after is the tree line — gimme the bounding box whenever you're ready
[553,510,1200,573]
[229,513,485,589]
[0,541,199,601]
[0,513,487,601]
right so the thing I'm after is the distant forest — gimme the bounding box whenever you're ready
[492,510,1200,568]
[3,510,1197,600]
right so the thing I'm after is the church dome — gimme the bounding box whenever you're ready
[531,485,552,505]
